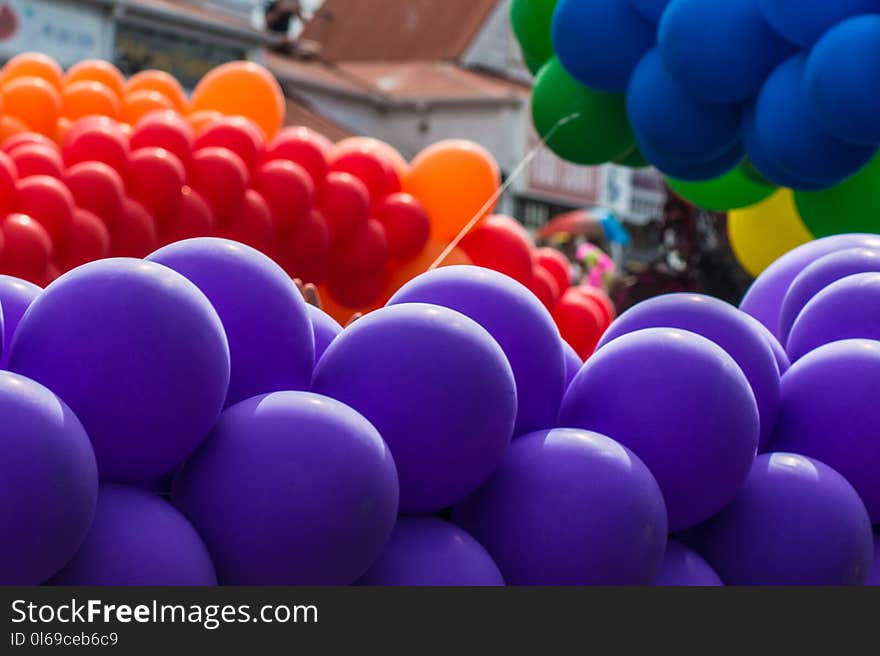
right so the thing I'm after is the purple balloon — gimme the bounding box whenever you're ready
[388,266,565,437]
[9,259,230,483]
[173,391,399,585]
[560,328,759,531]
[0,276,41,370]
[148,238,313,407]
[598,294,780,448]
[739,234,880,339]
[312,303,517,513]
[562,340,583,389]
[682,453,873,585]
[454,428,667,585]
[868,535,880,586]
[787,273,880,361]
[780,248,880,346]
[743,312,790,376]
[307,304,342,365]
[653,540,723,586]
[50,484,216,586]
[356,517,505,586]
[770,339,880,522]
[0,371,97,584]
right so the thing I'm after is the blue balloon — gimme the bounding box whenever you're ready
[552,0,656,93]
[0,276,41,369]
[628,0,672,22]
[307,304,342,365]
[758,0,880,47]
[562,340,582,390]
[742,105,825,190]
[658,0,792,103]
[754,55,876,188]
[147,238,314,408]
[389,266,565,438]
[627,49,743,164]
[806,16,880,146]
[637,137,745,182]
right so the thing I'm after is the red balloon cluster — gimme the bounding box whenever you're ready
[0,114,431,302]
[457,215,616,359]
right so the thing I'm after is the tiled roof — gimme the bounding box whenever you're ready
[268,53,526,106]
[301,0,500,62]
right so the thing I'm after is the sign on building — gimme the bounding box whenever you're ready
[0,0,110,66]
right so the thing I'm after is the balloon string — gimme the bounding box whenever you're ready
[427,112,582,270]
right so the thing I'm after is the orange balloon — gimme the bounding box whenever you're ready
[125,70,188,113]
[2,76,62,135]
[332,137,410,179]
[53,117,73,145]
[383,239,473,300]
[2,53,64,90]
[404,140,500,242]
[0,115,29,143]
[186,110,223,137]
[63,81,121,120]
[64,60,126,99]
[190,61,284,140]
[122,90,173,125]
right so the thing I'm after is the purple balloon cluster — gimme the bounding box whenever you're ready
[1,237,879,586]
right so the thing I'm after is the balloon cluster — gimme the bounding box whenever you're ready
[0,53,512,319]
[3,235,879,586]
[518,0,880,195]
[454,214,616,359]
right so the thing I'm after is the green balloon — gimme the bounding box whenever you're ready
[511,0,559,74]
[794,154,880,237]
[615,146,651,169]
[532,57,635,166]
[667,164,777,211]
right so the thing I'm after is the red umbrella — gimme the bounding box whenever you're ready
[536,210,605,240]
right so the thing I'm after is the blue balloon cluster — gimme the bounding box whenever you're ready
[551,0,880,187]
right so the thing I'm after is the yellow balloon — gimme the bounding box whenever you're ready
[728,189,814,277]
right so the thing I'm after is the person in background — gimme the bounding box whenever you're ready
[264,0,305,34]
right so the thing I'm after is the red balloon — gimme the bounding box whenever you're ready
[0,151,18,216]
[189,147,248,223]
[194,116,265,174]
[39,263,62,287]
[459,214,535,285]
[374,192,430,261]
[536,247,571,292]
[331,218,389,274]
[552,288,606,360]
[64,161,124,228]
[10,143,63,179]
[126,147,185,221]
[318,171,369,243]
[264,126,330,189]
[62,117,130,176]
[15,175,74,246]
[162,186,214,244]
[0,213,53,282]
[528,265,561,311]
[55,207,111,271]
[111,197,158,257]
[327,265,387,309]
[328,148,400,205]
[571,285,616,329]
[255,159,313,231]
[3,132,56,154]
[275,209,332,283]
[218,188,274,253]
[130,110,194,169]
